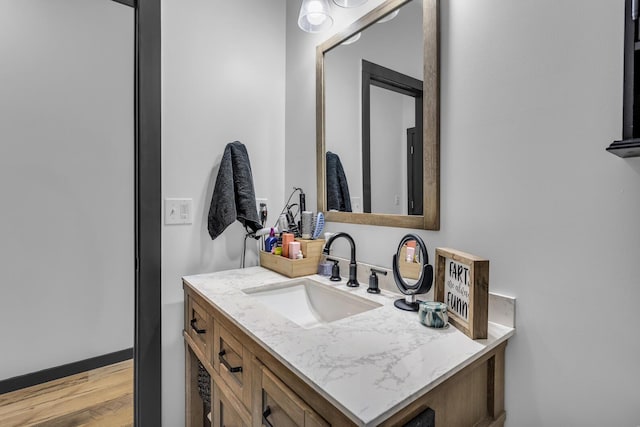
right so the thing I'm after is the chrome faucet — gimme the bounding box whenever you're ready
[322,232,359,287]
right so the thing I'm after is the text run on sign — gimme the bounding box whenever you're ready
[445,258,470,321]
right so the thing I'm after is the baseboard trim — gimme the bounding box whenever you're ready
[0,348,133,395]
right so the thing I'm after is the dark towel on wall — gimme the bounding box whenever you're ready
[208,141,262,240]
[326,151,352,212]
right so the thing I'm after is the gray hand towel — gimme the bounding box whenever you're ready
[208,141,262,240]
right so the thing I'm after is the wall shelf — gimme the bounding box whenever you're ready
[607,138,640,158]
[610,0,640,158]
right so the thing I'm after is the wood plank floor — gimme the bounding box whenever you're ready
[0,360,133,427]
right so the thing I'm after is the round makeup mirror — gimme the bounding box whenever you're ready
[392,233,433,311]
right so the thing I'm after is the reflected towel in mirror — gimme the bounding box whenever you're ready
[326,151,352,212]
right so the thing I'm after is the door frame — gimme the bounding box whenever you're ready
[127,0,161,425]
[0,1,161,423]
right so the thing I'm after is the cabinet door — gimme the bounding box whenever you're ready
[261,367,329,427]
[186,346,212,427]
[212,383,250,427]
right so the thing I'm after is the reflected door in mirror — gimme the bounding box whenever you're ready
[364,60,423,216]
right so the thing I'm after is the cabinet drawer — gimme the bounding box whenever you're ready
[214,323,253,410]
[212,383,250,427]
[186,294,212,361]
[261,367,329,427]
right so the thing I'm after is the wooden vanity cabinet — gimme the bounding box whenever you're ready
[184,283,507,427]
[185,289,253,427]
[184,285,353,427]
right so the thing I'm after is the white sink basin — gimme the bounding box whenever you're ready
[243,278,382,328]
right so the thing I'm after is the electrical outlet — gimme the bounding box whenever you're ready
[165,198,193,225]
[256,198,268,225]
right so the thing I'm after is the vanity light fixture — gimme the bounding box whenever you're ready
[332,0,368,7]
[378,9,399,23]
[341,32,361,45]
[298,0,334,33]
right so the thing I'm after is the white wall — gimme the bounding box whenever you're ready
[325,46,363,204]
[286,0,640,425]
[0,0,134,379]
[161,0,286,424]
[370,86,405,214]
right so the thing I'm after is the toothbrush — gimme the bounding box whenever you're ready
[312,212,325,240]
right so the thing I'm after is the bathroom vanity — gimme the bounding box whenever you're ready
[183,267,513,426]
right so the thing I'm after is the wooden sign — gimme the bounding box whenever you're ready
[434,248,489,339]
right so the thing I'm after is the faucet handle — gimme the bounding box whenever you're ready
[326,258,341,282]
[368,268,387,294]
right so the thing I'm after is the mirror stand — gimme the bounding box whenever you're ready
[392,233,433,311]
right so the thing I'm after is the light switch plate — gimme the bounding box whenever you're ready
[165,198,193,225]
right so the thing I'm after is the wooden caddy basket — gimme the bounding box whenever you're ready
[260,239,325,278]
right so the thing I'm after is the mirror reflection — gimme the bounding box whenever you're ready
[392,233,433,311]
[398,239,423,284]
[324,0,423,215]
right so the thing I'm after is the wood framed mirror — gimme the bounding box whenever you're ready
[316,0,439,229]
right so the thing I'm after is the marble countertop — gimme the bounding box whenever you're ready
[183,266,514,426]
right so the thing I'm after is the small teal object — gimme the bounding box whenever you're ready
[418,301,448,329]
